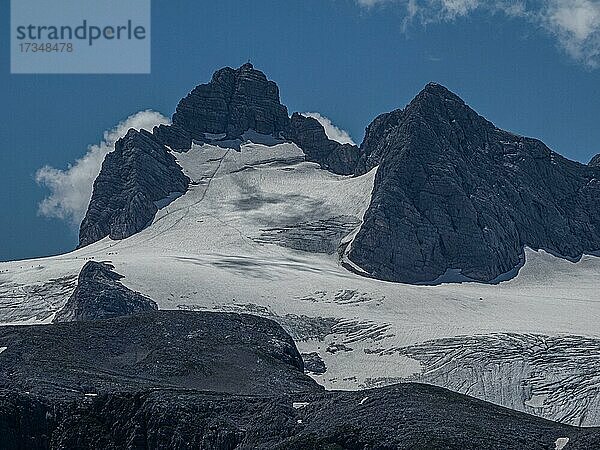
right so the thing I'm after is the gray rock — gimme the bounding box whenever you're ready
[2,383,599,449]
[589,153,600,167]
[284,112,361,175]
[171,63,289,143]
[78,129,189,247]
[53,261,157,323]
[349,83,600,283]
[152,123,192,151]
[0,310,315,399]
[301,352,327,374]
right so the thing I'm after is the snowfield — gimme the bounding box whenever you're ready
[1,138,600,425]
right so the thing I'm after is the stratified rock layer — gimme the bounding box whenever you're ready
[152,123,191,151]
[53,261,157,323]
[170,62,289,143]
[349,83,600,283]
[78,129,189,247]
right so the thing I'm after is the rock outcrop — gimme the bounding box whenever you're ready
[2,310,314,398]
[284,113,361,175]
[53,261,157,323]
[78,129,189,247]
[349,83,600,283]
[589,153,600,167]
[158,62,289,147]
[152,123,192,151]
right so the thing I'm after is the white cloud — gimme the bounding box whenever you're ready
[36,110,170,227]
[542,0,600,67]
[301,112,356,145]
[354,0,600,67]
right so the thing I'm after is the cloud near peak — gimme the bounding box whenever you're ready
[36,110,170,228]
[355,0,600,68]
[301,112,356,145]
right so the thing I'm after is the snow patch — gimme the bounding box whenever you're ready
[525,394,547,408]
[0,347,6,354]
[154,192,185,210]
[555,437,569,450]
[293,402,309,409]
[204,133,227,140]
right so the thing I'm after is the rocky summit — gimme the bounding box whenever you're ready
[161,62,290,147]
[348,82,600,283]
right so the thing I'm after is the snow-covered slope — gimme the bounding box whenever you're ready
[2,138,600,425]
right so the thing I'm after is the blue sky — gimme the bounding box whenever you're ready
[1,0,599,261]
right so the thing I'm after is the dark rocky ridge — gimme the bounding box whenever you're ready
[78,129,190,247]
[0,310,314,399]
[283,113,361,175]
[152,123,192,151]
[348,83,600,283]
[589,153,600,167]
[1,312,600,449]
[53,261,157,323]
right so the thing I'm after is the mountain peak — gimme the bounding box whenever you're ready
[410,82,467,109]
[350,82,600,284]
[238,62,254,71]
[166,64,289,144]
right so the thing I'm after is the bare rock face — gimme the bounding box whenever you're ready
[284,113,361,175]
[349,83,600,283]
[53,261,157,323]
[78,129,189,247]
[163,63,290,146]
[589,153,600,167]
[0,310,314,399]
[152,123,191,151]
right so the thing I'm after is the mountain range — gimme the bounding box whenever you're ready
[2,63,600,448]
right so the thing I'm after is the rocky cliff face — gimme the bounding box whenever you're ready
[78,129,190,247]
[284,113,361,175]
[156,63,290,147]
[348,83,600,283]
[53,261,157,323]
